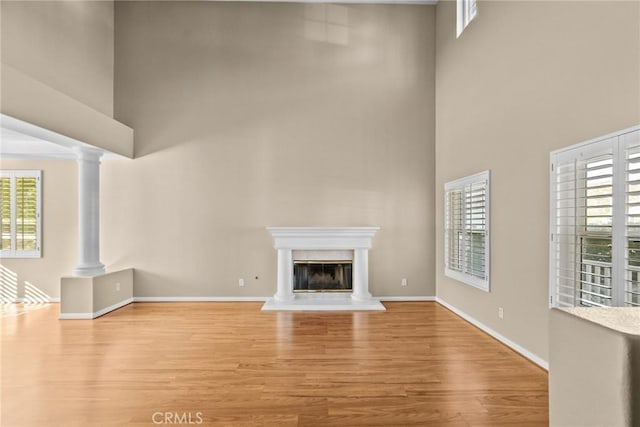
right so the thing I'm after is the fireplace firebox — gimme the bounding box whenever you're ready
[293,261,353,292]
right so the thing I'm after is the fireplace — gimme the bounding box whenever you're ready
[293,261,353,292]
[262,227,385,311]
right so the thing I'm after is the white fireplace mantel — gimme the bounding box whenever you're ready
[262,226,385,311]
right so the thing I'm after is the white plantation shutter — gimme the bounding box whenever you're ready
[465,180,487,280]
[551,157,578,307]
[0,177,11,251]
[577,152,614,307]
[445,170,490,292]
[467,0,478,21]
[551,140,615,307]
[551,127,640,307]
[623,130,640,307]
[0,171,41,258]
[445,188,464,272]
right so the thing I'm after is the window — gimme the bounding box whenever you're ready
[550,126,640,307]
[457,0,478,38]
[444,170,490,291]
[0,170,41,258]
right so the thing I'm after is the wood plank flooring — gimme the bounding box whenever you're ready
[2,302,548,426]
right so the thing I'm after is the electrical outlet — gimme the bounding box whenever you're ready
[401,278,408,287]
[116,282,120,291]
[498,307,504,319]
[239,278,245,287]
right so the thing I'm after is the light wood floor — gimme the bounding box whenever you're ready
[2,302,548,426]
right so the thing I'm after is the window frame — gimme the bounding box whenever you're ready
[444,170,491,292]
[549,125,640,308]
[0,170,42,259]
[457,0,478,38]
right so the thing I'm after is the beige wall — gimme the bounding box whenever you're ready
[107,2,436,297]
[435,1,640,361]
[1,0,116,300]
[1,0,115,116]
[0,160,77,300]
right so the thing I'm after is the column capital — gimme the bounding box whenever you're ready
[73,146,104,164]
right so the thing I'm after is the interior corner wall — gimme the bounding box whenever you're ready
[0,0,115,117]
[435,0,640,361]
[0,160,77,300]
[107,2,436,298]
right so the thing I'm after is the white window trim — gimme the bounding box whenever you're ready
[457,0,478,38]
[0,170,42,259]
[444,170,491,292]
[549,124,640,308]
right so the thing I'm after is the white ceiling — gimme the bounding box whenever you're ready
[0,115,125,161]
[1,127,77,160]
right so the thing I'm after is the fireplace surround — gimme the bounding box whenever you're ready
[262,227,385,311]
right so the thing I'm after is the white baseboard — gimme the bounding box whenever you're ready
[435,297,548,370]
[378,296,436,301]
[133,296,268,302]
[132,296,434,303]
[93,298,134,318]
[59,297,133,320]
[59,312,94,320]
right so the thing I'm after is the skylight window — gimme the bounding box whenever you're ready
[457,0,477,38]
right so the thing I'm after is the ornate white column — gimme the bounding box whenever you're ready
[72,147,105,276]
[274,249,294,301]
[351,248,372,301]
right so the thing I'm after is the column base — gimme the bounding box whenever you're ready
[273,292,295,302]
[73,263,106,277]
[351,292,373,302]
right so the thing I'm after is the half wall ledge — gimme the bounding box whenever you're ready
[549,307,640,426]
[60,268,134,319]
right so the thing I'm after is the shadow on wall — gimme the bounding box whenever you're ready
[0,264,51,303]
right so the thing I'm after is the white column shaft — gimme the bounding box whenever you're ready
[274,249,294,301]
[73,149,105,276]
[352,248,372,301]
